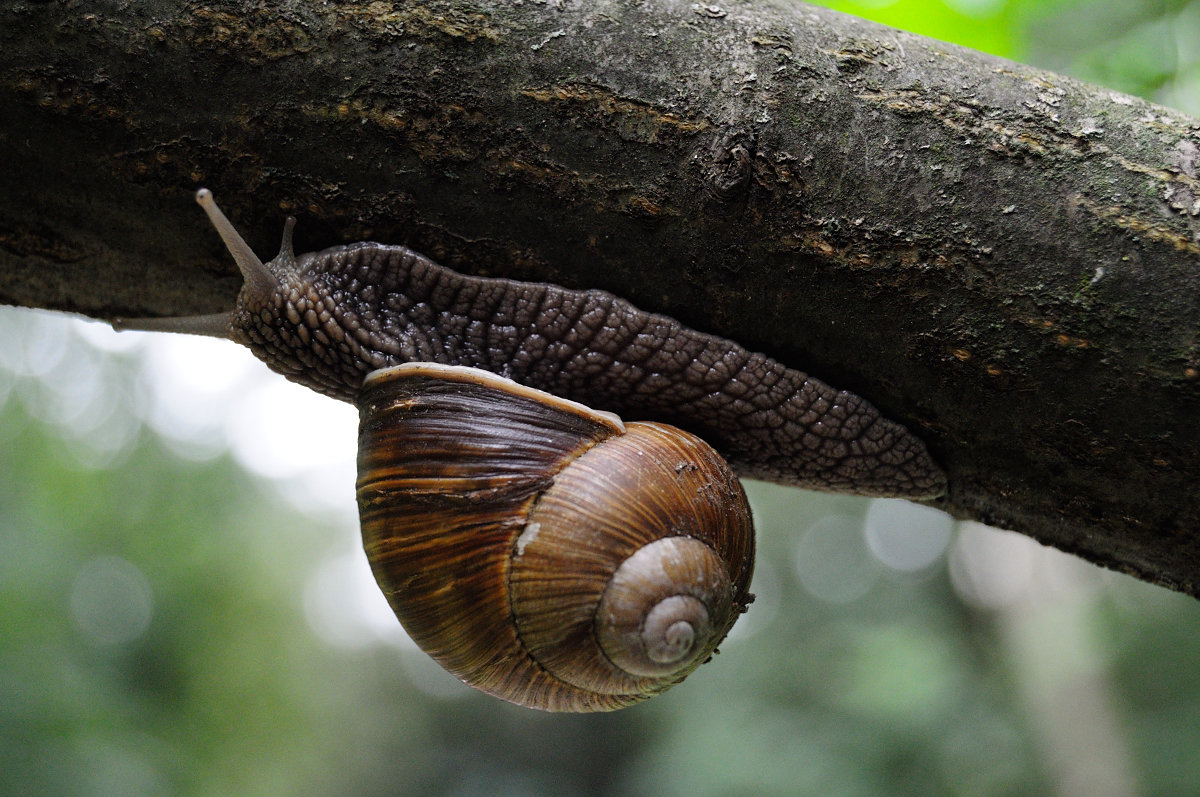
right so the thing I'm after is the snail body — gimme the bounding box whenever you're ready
[124,189,945,499]
[357,362,753,711]
[112,189,946,710]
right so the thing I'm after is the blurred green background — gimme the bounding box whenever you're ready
[3,2,1200,795]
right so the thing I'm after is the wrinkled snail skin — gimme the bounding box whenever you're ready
[356,363,755,711]
[142,189,945,500]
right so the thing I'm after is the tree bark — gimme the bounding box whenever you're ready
[2,1,1199,595]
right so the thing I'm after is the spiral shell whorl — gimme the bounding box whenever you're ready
[596,538,730,676]
[356,363,754,711]
[511,422,753,700]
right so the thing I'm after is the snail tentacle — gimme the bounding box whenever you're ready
[194,188,283,299]
[111,311,234,337]
[109,190,289,338]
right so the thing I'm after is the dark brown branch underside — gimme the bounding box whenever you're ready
[1,1,1198,595]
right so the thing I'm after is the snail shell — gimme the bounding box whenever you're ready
[356,362,755,711]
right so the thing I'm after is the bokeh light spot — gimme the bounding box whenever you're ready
[864,498,953,572]
[69,555,154,646]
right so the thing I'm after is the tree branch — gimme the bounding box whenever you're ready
[2,1,1199,595]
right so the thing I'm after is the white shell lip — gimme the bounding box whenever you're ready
[363,362,626,434]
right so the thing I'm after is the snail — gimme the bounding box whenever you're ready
[113,188,946,710]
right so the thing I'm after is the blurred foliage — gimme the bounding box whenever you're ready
[3,2,1200,796]
[812,0,1200,114]
[1022,0,1200,114]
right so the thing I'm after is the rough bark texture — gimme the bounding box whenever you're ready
[1,1,1198,595]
